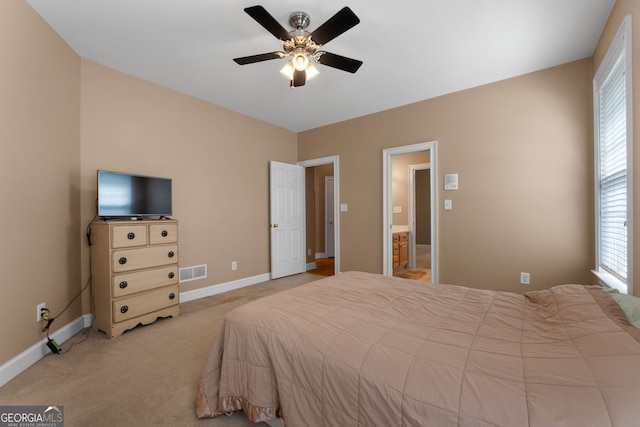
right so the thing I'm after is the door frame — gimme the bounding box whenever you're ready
[382,142,438,280]
[408,163,431,268]
[298,156,340,275]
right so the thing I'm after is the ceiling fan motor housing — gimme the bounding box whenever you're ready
[289,11,310,30]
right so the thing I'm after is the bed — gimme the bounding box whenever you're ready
[196,271,640,426]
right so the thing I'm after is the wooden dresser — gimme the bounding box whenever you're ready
[393,231,409,271]
[90,219,180,338]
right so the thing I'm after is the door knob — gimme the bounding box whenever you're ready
[273,224,278,228]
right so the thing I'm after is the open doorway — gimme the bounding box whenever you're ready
[382,142,438,281]
[299,156,340,276]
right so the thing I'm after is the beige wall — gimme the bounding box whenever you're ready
[0,1,81,365]
[79,60,297,299]
[299,59,594,293]
[593,0,640,298]
[391,152,430,226]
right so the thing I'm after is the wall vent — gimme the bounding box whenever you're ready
[179,264,207,283]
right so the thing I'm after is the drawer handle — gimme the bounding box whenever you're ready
[119,281,128,289]
[161,230,168,237]
[169,293,176,300]
[127,232,135,240]
[168,272,175,279]
[119,257,127,265]
[120,305,128,314]
[168,251,175,258]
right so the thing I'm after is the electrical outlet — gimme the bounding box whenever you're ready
[36,303,46,322]
[231,261,237,271]
[520,272,531,285]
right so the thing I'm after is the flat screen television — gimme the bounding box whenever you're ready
[97,170,172,218]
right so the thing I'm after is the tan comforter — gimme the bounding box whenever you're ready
[196,271,640,426]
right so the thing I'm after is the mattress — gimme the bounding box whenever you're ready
[196,271,640,426]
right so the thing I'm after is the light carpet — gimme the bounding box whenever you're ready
[0,273,323,427]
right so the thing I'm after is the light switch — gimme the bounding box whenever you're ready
[340,203,348,212]
[393,206,402,213]
[444,199,452,210]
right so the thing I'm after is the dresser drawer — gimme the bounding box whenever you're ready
[112,244,178,272]
[112,266,178,297]
[111,225,148,248]
[113,285,179,323]
[149,223,178,244]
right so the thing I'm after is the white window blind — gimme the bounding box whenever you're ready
[598,53,627,281]
[594,15,632,294]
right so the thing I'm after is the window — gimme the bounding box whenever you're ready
[593,16,633,294]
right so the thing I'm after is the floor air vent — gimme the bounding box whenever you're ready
[179,264,207,283]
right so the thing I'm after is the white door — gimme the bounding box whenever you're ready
[270,161,305,279]
[325,176,335,258]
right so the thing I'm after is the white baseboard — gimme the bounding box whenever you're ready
[1,273,272,388]
[0,314,93,388]
[179,273,271,303]
[306,262,316,271]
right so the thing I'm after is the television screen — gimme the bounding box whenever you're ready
[97,170,172,217]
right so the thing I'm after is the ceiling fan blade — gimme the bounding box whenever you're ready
[317,52,363,73]
[310,7,360,45]
[244,5,291,41]
[234,52,285,65]
[292,69,306,88]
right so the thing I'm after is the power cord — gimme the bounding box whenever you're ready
[41,275,93,355]
[42,215,97,355]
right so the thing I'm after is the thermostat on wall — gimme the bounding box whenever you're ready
[444,173,459,190]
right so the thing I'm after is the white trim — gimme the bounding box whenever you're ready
[179,273,271,303]
[593,15,633,294]
[0,314,93,388]
[592,269,627,293]
[298,156,340,275]
[2,270,277,387]
[1,272,278,387]
[383,142,438,281]
[306,262,317,271]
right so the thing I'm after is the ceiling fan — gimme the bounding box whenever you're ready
[233,5,363,88]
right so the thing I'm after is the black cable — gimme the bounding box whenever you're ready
[86,214,97,245]
[60,328,91,354]
[54,214,97,321]
[40,215,98,354]
[51,276,92,323]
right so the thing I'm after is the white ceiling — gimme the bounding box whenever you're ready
[26,0,614,132]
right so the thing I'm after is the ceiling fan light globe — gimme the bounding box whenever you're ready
[293,53,309,71]
[280,62,294,80]
[306,63,319,80]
